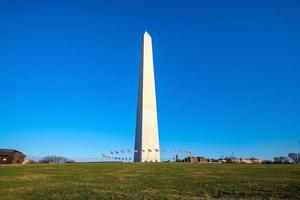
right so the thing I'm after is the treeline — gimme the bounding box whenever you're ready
[263,153,300,164]
[38,155,75,164]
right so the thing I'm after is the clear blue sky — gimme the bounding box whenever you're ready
[0,0,299,160]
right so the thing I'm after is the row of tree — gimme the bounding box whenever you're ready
[39,156,75,164]
[265,153,300,164]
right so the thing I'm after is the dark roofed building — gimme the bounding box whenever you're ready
[0,149,26,164]
[182,156,210,163]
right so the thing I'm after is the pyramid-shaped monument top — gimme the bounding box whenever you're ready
[134,32,160,162]
[144,31,151,38]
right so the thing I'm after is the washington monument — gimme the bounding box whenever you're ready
[134,32,160,162]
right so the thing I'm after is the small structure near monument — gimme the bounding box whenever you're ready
[0,149,26,164]
[177,156,262,164]
[226,157,262,164]
[181,156,210,163]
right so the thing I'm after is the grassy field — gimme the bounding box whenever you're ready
[0,163,299,200]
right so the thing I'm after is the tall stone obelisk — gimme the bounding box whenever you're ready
[134,32,160,162]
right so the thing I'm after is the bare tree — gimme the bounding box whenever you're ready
[273,156,291,164]
[288,153,300,164]
[262,160,273,164]
[39,155,74,164]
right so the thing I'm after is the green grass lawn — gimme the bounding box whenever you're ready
[0,163,299,200]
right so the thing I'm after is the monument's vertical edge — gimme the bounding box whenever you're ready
[134,32,160,162]
[133,34,144,162]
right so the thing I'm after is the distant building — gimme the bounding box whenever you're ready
[183,157,198,163]
[177,156,262,164]
[226,157,241,164]
[249,158,262,164]
[197,157,210,163]
[182,156,210,163]
[226,157,262,164]
[22,159,37,164]
[211,159,226,163]
[0,149,26,164]
[240,158,252,164]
